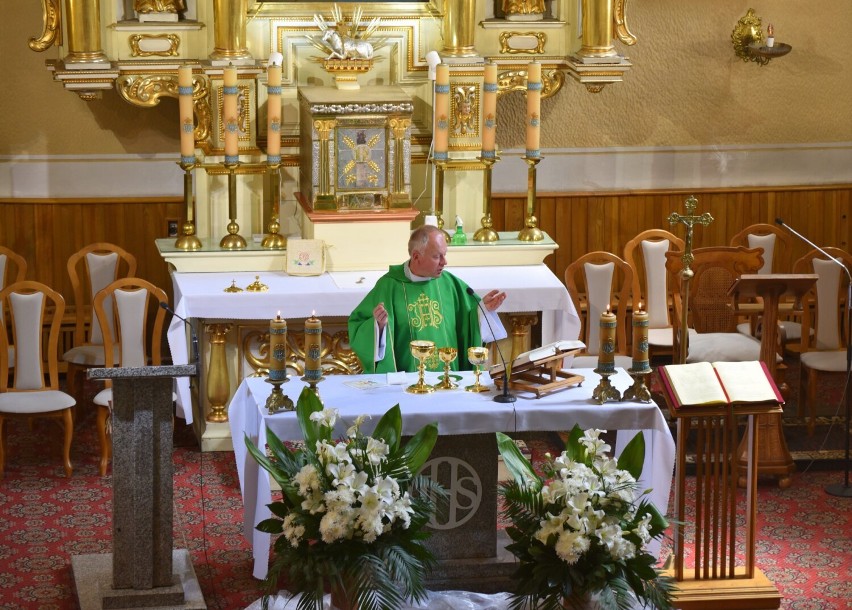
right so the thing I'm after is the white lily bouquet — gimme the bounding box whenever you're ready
[497,425,674,610]
[246,388,444,610]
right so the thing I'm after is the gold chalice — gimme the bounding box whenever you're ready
[465,346,490,393]
[434,347,459,390]
[406,340,436,394]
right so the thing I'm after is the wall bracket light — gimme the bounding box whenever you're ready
[732,9,791,66]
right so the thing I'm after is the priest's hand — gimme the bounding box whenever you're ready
[374,302,388,330]
[482,290,507,312]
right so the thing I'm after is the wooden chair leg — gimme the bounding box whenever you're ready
[61,409,73,477]
[0,416,5,480]
[96,405,110,476]
[807,368,818,436]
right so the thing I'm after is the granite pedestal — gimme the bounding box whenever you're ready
[73,365,206,609]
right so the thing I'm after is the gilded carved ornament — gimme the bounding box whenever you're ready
[116,72,211,145]
[499,31,547,55]
[451,84,478,136]
[242,329,362,377]
[128,33,181,57]
[28,0,62,52]
[497,68,564,99]
[613,0,637,45]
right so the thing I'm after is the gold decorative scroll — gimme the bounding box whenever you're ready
[28,0,62,51]
[502,0,545,16]
[451,84,477,136]
[497,68,564,99]
[614,0,637,45]
[116,73,211,145]
[243,329,362,377]
[217,83,251,144]
[128,33,181,57]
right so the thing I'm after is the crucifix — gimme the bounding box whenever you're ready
[667,195,714,364]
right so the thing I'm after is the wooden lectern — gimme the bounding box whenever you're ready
[658,367,783,610]
[729,274,818,488]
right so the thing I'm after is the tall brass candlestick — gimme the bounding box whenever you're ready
[474,155,499,242]
[219,161,247,249]
[518,156,543,241]
[175,160,202,250]
[261,162,286,249]
[433,158,451,241]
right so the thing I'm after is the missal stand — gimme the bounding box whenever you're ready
[71,365,206,610]
[729,274,817,488]
[491,343,584,398]
[658,364,783,610]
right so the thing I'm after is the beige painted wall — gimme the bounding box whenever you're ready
[2,1,850,157]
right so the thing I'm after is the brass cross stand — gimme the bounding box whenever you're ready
[667,195,713,364]
[175,158,202,250]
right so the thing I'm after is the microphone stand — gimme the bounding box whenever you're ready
[468,287,515,403]
[160,301,200,373]
[777,219,852,497]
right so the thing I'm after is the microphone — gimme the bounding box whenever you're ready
[160,301,200,372]
[776,218,852,497]
[467,287,516,403]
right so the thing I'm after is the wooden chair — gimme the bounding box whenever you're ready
[623,229,685,359]
[564,251,633,369]
[92,277,168,476]
[0,281,76,478]
[666,246,767,364]
[793,247,852,435]
[63,243,137,404]
[0,247,27,371]
[730,223,800,347]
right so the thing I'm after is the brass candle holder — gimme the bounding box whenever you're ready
[592,366,622,404]
[406,340,436,394]
[175,158,202,251]
[518,155,544,242]
[474,154,499,243]
[623,367,653,403]
[220,161,247,250]
[261,161,286,250]
[432,158,452,242]
[434,347,459,390]
[265,377,294,413]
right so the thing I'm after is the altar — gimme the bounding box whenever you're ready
[229,368,675,587]
[167,263,581,450]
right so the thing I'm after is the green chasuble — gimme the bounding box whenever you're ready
[348,264,483,373]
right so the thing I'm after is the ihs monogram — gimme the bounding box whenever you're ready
[408,293,443,330]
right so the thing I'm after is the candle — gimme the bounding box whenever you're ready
[178,65,195,162]
[631,303,650,373]
[269,313,288,382]
[433,63,450,160]
[766,23,775,48]
[267,60,282,160]
[481,61,497,157]
[304,313,323,382]
[598,305,617,372]
[223,64,239,161]
[525,61,542,159]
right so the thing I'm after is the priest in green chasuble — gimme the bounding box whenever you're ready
[349,225,508,373]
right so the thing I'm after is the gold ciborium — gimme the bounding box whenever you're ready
[406,340,436,394]
[465,346,490,393]
[434,347,459,390]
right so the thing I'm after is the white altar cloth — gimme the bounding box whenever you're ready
[229,368,675,580]
[168,264,580,422]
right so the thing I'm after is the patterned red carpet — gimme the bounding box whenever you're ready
[0,405,850,609]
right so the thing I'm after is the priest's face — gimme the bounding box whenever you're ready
[410,231,447,278]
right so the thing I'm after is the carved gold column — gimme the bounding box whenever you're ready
[442,0,478,58]
[205,323,232,423]
[388,117,412,208]
[210,0,252,63]
[508,313,538,362]
[314,118,337,210]
[63,0,109,67]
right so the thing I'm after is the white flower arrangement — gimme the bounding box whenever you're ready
[497,425,674,610]
[247,388,444,610]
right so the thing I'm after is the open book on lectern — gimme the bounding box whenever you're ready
[490,339,585,377]
[658,360,783,410]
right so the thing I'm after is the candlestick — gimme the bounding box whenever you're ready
[517,156,543,241]
[631,303,650,373]
[433,63,450,161]
[597,305,617,372]
[265,313,294,412]
[266,61,282,159]
[481,61,497,156]
[178,65,195,162]
[474,155,499,242]
[302,314,324,396]
[525,61,541,158]
[223,64,239,162]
